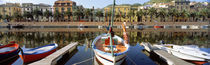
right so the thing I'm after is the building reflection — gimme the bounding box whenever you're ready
[0,30,208,48]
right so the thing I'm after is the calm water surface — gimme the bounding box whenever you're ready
[0,28,209,65]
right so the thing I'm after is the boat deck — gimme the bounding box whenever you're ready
[95,38,127,53]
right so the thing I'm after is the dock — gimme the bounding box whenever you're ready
[29,42,78,65]
[153,50,194,65]
[141,42,194,65]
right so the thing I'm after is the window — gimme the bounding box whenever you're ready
[68,8,71,11]
[67,3,70,6]
[61,3,65,6]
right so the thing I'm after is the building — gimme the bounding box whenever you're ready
[104,5,138,22]
[0,3,21,16]
[53,0,76,21]
[175,0,190,11]
[33,3,52,13]
[21,3,33,14]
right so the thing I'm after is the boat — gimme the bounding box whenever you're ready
[181,25,188,29]
[0,43,24,65]
[189,25,199,29]
[154,26,164,28]
[22,43,58,63]
[154,44,210,65]
[92,23,130,65]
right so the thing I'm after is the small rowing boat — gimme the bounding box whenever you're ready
[22,43,58,63]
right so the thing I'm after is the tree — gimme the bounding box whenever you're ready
[4,15,12,22]
[95,10,103,22]
[199,8,208,22]
[54,10,61,22]
[157,9,167,22]
[14,12,23,22]
[0,14,2,20]
[23,11,33,22]
[84,9,92,22]
[73,9,83,21]
[136,9,144,22]
[65,10,72,21]
[33,8,43,22]
[180,10,189,22]
[148,8,157,22]
[127,10,135,22]
[105,11,112,22]
[190,12,196,22]
[168,8,178,22]
[44,10,52,22]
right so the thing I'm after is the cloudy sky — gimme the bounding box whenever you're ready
[0,0,209,8]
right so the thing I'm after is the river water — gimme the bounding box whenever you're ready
[0,28,209,65]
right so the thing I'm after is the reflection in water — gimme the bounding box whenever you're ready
[0,30,208,48]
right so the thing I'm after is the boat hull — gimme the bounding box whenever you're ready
[23,49,56,63]
[94,50,126,65]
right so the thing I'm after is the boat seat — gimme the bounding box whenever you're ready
[101,37,118,46]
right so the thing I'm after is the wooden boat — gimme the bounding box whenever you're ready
[154,44,210,65]
[22,43,58,63]
[92,23,130,65]
[0,43,24,65]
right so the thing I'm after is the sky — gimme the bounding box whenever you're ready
[0,0,209,8]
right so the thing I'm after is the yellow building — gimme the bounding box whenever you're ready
[0,3,21,17]
[53,0,76,21]
[104,5,138,22]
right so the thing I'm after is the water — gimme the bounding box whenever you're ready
[0,28,209,65]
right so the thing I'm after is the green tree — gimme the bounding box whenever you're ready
[54,10,61,22]
[180,10,189,22]
[148,8,157,22]
[33,8,43,22]
[14,12,23,22]
[23,11,33,22]
[84,9,92,22]
[65,10,72,21]
[199,8,208,22]
[157,9,168,22]
[136,9,144,22]
[73,9,83,21]
[190,12,196,22]
[127,10,135,22]
[44,10,52,22]
[4,15,12,22]
[95,10,103,22]
[168,8,178,22]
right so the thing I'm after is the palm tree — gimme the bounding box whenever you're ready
[33,8,43,22]
[190,12,196,22]
[199,8,208,22]
[105,11,112,22]
[65,10,72,22]
[4,15,12,22]
[84,9,92,22]
[73,9,83,21]
[157,9,167,22]
[127,10,135,22]
[180,10,189,22]
[95,10,103,22]
[23,11,33,22]
[168,8,178,22]
[44,10,52,22]
[148,8,157,22]
[14,12,23,22]
[0,14,2,21]
[54,10,61,22]
[136,9,144,22]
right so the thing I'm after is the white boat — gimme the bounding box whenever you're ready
[92,23,130,65]
[140,42,153,52]
[154,44,210,64]
[189,25,199,29]
[181,25,188,29]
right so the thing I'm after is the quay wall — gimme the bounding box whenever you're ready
[0,22,208,26]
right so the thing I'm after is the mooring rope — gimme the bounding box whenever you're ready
[72,57,94,65]
[126,55,137,65]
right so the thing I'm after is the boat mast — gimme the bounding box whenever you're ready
[110,0,116,57]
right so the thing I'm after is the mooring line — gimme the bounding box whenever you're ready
[126,55,137,65]
[73,57,94,65]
